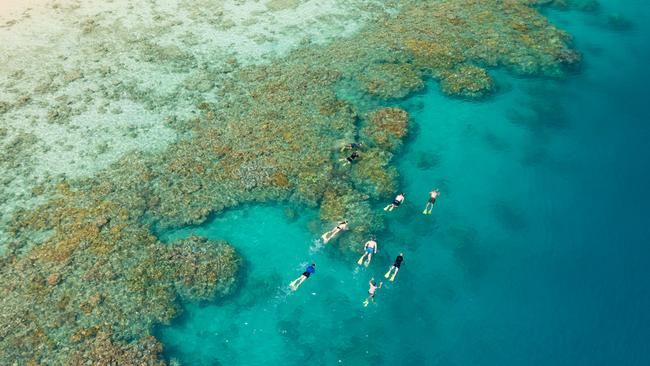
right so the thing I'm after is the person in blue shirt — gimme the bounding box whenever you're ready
[290,263,315,291]
[340,141,363,152]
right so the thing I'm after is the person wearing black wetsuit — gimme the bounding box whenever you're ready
[384,253,404,281]
[340,151,359,165]
[384,193,405,211]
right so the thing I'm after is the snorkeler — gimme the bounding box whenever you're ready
[384,252,403,282]
[357,237,378,267]
[340,141,363,152]
[290,263,315,291]
[384,193,405,211]
[423,189,440,215]
[363,277,383,307]
[340,151,359,165]
[321,220,349,243]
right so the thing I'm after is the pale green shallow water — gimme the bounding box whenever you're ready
[155,1,650,361]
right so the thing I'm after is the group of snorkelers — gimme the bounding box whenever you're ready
[339,141,362,165]
[292,144,440,306]
[338,141,440,214]
[384,189,440,214]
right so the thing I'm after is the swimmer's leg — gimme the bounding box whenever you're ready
[292,276,306,290]
[364,254,373,267]
[390,267,399,282]
[289,276,300,290]
[363,298,370,307]
[357,253,366,265]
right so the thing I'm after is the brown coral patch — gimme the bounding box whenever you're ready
[439,64,495,98]
[363,107,409,151]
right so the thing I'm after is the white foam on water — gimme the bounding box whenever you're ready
[308,237,325,253]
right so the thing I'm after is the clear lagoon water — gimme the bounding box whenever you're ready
[155,2,650,365]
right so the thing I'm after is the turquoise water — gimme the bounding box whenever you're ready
[157,2,650,365]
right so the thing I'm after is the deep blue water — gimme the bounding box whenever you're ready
[157,2,650,365]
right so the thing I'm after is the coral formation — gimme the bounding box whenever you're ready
[1,182,240,364]
[360,63,424,99]
[362,108,410,151]
[440,64,495,98]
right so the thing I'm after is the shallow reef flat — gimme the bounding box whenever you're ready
[0,0,394,226]
[1,0,579,364]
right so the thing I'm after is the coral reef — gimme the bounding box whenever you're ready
[360,63,424,99]
[374,0,580,95]
[362,107,410,151]
[440,64,495,98]
[0,0,579,364]
[0,180,240,364]
[70,332,165,366]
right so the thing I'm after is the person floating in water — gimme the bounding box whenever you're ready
[384,193,405,211]
[363,277,383,307]
[423,189,440,215]
[357,237,378,267]
[384,252,403,282]
[321,220,349,243]
[340,151,359,165]
[290,263,315,291]
[340,141,363,152]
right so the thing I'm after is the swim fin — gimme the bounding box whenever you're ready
[363,299,369,307]
[384,270,391,278]
[357,257,364,265]
[383,205,390,211]
[390,273,396,282]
